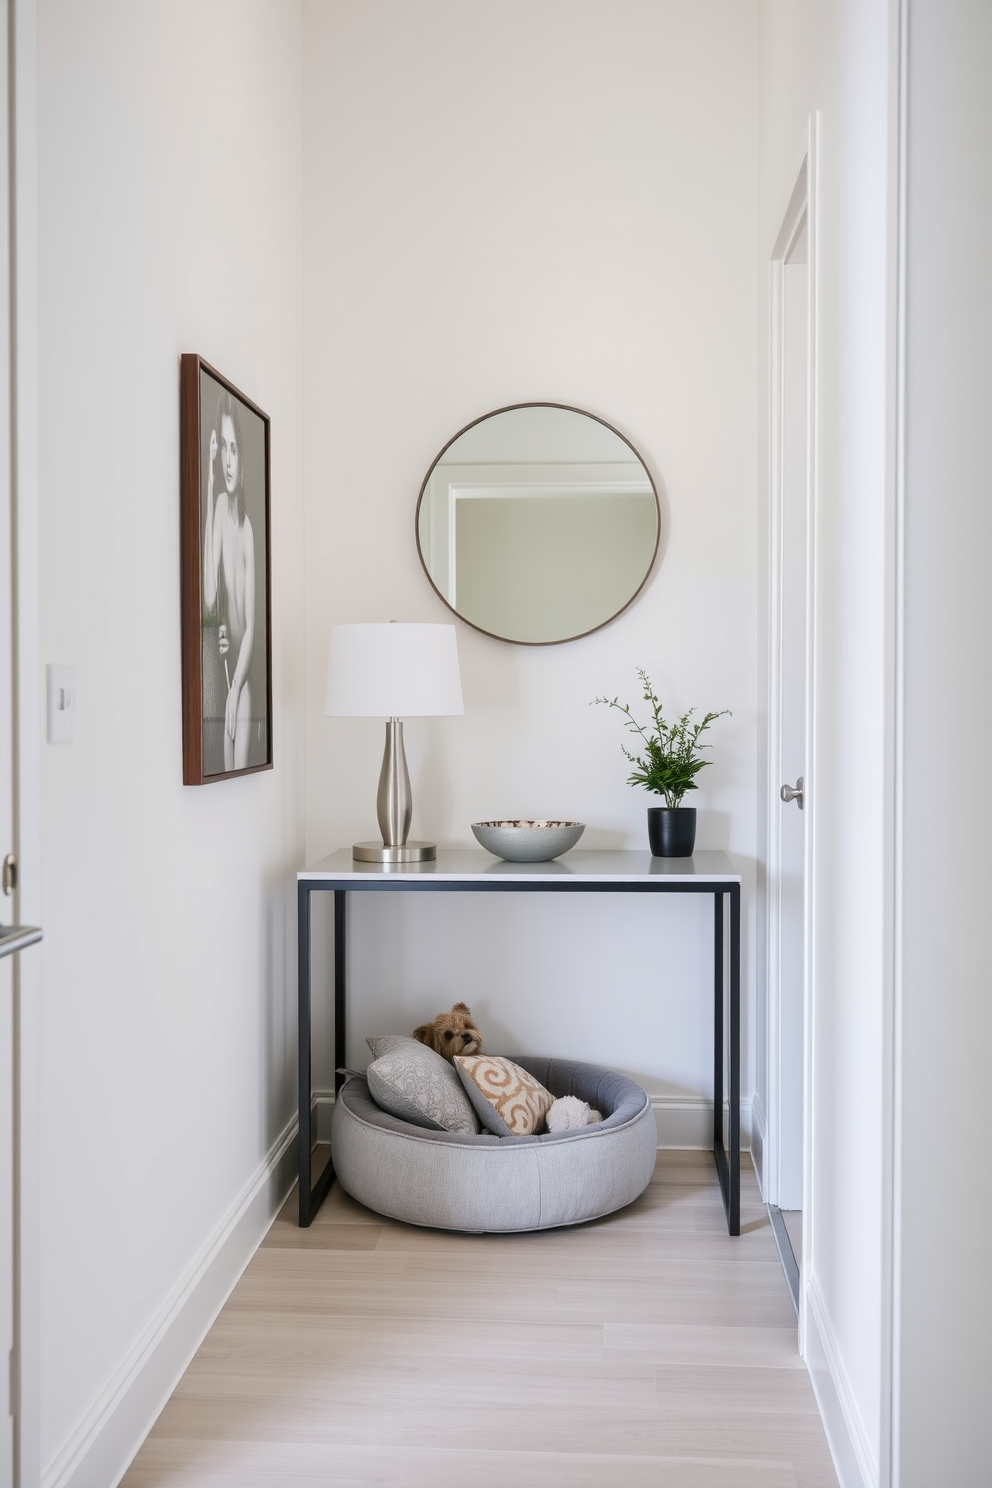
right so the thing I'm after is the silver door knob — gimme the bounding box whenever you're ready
[780,776,804,810]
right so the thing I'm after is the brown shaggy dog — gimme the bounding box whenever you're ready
[412,1002,483,1063]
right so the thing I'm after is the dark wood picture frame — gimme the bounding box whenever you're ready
[180,354,273,784]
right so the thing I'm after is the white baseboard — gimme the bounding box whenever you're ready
[315,1089,335,1142]
[804,1276,877,1488]
[649,1095,752,1150]
[750,1089,766,1196]
[314,1090,753,1151]
[42,1116,299,1488]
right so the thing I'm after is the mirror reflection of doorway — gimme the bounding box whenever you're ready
[767,149,813,1318]
[416,404,660,644]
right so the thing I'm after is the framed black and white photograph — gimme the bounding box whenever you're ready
[180,354,272,784]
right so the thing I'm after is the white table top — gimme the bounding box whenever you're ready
[299,848,739,884]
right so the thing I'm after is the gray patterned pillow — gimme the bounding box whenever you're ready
[365,1035,481,1135]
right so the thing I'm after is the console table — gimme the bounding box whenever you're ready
[297,848,742,1233]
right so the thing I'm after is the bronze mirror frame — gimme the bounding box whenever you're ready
[415,401,661,646]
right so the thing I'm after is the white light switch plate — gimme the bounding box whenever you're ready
[47,664,76,744]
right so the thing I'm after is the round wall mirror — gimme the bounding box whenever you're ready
[415,403,660,645]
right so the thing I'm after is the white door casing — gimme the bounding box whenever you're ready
[6,4,41,1484]
[0,2,15,1477]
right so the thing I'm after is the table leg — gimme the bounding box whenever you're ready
[298,883,337,1227]
[729,882,741,1235]
[297,881,312,1226]
[713,888,741,1236]
[334,890,347,1093]
[713,891,724,1157]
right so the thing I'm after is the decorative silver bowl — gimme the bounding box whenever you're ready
[471,819,585,862]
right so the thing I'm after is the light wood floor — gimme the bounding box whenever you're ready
[122,1150,838,1488]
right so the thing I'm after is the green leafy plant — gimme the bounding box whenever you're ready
[593,669,729,808]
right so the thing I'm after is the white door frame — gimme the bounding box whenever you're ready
[0,0,13,1471]
[766,120,818,1341]
[8,2,41,1483]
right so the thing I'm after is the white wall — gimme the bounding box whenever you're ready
[302,0,761,1129]
[895,4,992,1482]
[759,2,894,1484]
[36,3,304,1480]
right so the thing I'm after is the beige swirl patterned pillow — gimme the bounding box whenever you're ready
[454,1055,554,1137]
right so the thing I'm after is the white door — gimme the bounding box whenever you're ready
[0,7,40,1480]
[776,212,808,1211]
[0,0,13,1468]
[0,5,27,1476]
[768,141,815,1262]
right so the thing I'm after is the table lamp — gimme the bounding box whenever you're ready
[325,622,464,862]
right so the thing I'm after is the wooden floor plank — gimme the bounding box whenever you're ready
[123,1438,804,1488]
[121,1152,838,1488]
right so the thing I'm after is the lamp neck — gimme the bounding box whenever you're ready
[376,719,412,847]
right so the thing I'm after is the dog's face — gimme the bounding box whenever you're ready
[412,1001,483,1062]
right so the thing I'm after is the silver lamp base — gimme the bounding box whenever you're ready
[352,718,437,863]
[352,841,436,863]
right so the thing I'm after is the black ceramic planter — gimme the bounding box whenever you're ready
[647,806,696,858]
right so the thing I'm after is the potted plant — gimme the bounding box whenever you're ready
[593,669,729,857]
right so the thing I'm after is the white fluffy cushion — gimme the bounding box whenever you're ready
[454,1054,555,1136]
[365,1035,481,1135]
[545,1095,603,1131]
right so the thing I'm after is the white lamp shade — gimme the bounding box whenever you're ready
[325,623,464,718]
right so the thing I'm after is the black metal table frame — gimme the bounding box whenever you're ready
[298,876,741,1234]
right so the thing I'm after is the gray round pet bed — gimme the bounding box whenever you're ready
[330,1055,658,1233]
